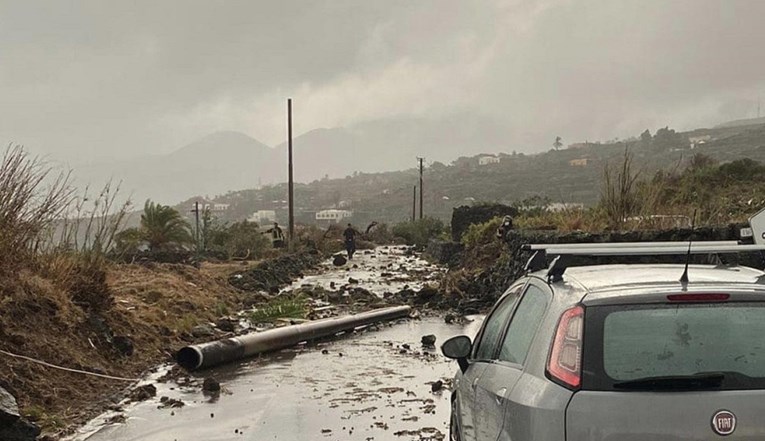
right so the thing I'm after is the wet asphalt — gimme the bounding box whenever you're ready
[71,247,482,441]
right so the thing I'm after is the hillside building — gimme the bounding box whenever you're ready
[568,158,589,167]
[478,155,500,166]
[248,210,277,225]
[316,209,353,223]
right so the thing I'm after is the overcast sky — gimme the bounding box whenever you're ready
[1,0,764,164]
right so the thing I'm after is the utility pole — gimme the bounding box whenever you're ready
[191,201,200,251]
[417,157,424,220]
[287,98,295,244]
[412,185,416,222]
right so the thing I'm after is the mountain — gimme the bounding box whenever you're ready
[72,131,278,205]
[70,114,518,205]
[715,116,765,129]
[276,113,516,182]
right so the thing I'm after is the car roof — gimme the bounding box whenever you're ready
[545,263,765,295]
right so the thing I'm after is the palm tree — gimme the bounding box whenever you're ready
[140,200,192,251]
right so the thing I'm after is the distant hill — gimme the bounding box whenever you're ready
[71,114,517,205]
[181,123,765,226]
[715,116,765,129]
[72,131,276,205]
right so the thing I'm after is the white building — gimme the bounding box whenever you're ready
[478,155,501,166]
[315,209,353,223]
[248,210,277,224]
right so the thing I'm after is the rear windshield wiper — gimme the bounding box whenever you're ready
[613,373,725,391]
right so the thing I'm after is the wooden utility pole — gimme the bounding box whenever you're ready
[192,201,200,250]
[417,157,424,220]
[287,99,294,243]
[412,185,416,222]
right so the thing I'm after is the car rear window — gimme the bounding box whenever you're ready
[583,302,765,391]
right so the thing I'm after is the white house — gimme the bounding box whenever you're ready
[248,210,277,224]
[478,155,501,166]
[315,209,353,223]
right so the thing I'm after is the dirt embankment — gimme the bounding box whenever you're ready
[0,252,320,439]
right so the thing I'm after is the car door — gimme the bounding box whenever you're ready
[474,281,551,441]
[456,283,525,441]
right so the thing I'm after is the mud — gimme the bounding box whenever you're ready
[68,246,480,441]
[70,317,482,441]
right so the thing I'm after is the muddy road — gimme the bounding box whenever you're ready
[70,247,483,441]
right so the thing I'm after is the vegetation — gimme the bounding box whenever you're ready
[250,295,307,323]
[461,216,502,248]
[205,219,271,259]
[392,217,447,248]
[116,200,192,252]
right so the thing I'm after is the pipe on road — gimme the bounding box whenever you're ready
[177,305,412,370]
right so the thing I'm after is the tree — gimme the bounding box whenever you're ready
[553,136,563,151]
[640,129,652,144]
[139,200,193,251]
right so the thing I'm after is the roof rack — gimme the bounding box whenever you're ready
[524,208,765,283]
[524,242,765,283]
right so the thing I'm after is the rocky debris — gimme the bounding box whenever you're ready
[128,384,157,402]
[0,387,40,441]
[332,255,347,266]
[241,291,273,308]
[158,396,185,409]
[215,317,237,333]
[444,313,456,324]
[420,334,436,347]
[112,335,134,356]
[348,277,359,284]
[230,252,321,293]
[203,377,221,392]
[191,324,215,338]
[430,380,444,393]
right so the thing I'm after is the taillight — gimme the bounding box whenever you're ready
[547,305,584,390]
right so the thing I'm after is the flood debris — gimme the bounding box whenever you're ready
[128,384,157,402]
[158,397,185,409]
[420,334,436,347]
[203,377,221,393]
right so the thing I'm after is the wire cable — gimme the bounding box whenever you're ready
[0,349,139,382]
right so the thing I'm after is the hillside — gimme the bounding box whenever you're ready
[180,123,765,226]
[70,114,516,205]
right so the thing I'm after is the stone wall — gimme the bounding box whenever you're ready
[450,204,518,242]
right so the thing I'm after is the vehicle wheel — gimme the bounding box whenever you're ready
[450,400,461,441]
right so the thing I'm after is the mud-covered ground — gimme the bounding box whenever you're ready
[67,247,482,441]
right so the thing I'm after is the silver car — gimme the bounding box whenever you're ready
[443,254,765,440]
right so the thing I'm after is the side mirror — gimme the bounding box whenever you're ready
[441,335,472,373]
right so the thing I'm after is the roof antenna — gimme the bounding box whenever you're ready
[679,209,697,285]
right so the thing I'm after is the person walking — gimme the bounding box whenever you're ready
[343,223,361,259]
[266,222,285,248]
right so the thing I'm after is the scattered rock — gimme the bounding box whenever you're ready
[158,396,185,409]
[431,380,444,393]
[348,277,359,284]
[215,318,236,333]
[421,334,436,347]
[203,377,221,392]
[329,281,336,290]
[128,384,157,402]
[444,313,456,324]
[113,335,134,356]
[332,255,347,266]
[191,324,215,338]
[402,344,411,350]
[321,349,329,355]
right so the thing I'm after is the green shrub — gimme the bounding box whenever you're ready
[392,217,446,248]
[461,217,502,248]
[250,296,307,323]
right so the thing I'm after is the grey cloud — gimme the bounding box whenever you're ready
[1,0,764,166]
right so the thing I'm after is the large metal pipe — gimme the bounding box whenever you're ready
[177,306,412,371]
